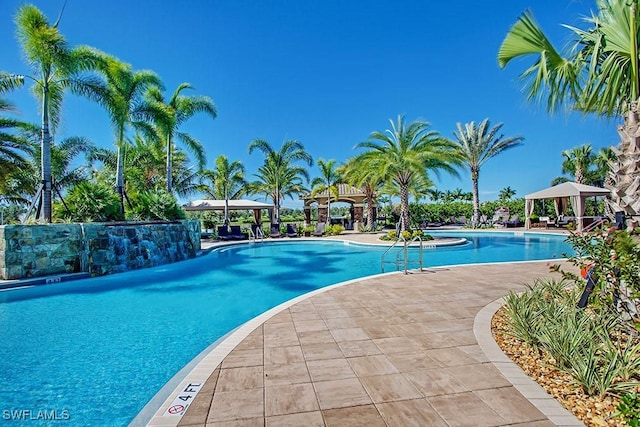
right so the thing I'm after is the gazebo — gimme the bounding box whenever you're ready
[300,184,373,229]
[183,199,274,224]
[524,182,611,231]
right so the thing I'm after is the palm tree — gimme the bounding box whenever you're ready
[497,1,640,215]
[6,135,94,208]
[247,139,312,223]
[355,115,461,231]
[8,4,103,222]
[449,119,523,224]
[145,83,217,193]
[92,53,163,216]
[0,96,36,189]
[561,144,594,184]
[499,186,517,200]
[594,146,617,188]
[199,155,246,224]
[339,156,384,229]
[428,189,444,203]
[310,159,341,224]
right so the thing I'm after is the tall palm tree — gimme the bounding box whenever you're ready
[310,159,341,224]
[449,119,524,224]
[145,83,217,193]
[561,144,595,184]
[499,186,517,200]
[497,1,640,215]
[355,115,460,231]
[199,155,246,224]
[92,53,163,216]
[247,139,312,223]
[340,156,385,229]
[8,4,103,222]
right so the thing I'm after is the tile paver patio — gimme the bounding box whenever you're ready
[147,230,582,426]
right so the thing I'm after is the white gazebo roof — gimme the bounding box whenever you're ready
[183,199,274,211]
[525,181,611,200]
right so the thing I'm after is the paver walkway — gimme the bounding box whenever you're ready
[152,254,582,426]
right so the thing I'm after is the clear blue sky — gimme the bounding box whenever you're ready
[0,0,618,209]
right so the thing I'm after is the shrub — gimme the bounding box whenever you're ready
[617,392,640,426]
[326,224,345,236]
[54,182,123,222]
[128,190,186,221]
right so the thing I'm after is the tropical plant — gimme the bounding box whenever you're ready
[0,94,36,188]
[561,144,595,184]
[127,189,186,221]
[6,135,94,210]
[198,155,246,224]
[7,4,104,222]
[144,83,216,193]
[310,158,341,224]
[497,1,640,215]
[449,119,523,224]
[617,392,640,426]
[53,181,122,222]
[247,139,312,223]
[339,156,384,229]
[499,186,517,200]
[355,115,461,231]
[91,52,164,217]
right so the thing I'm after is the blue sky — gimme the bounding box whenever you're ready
[0,0,619,209]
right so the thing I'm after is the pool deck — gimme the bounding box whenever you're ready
[146,228,584,427]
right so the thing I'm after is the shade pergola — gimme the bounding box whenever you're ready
[300,184,373,226]
[524,182,611,231]
[183,199,274,224]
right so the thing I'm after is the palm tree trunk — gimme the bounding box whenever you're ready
[400,184,410,232]
[608,102,640,215]
[366,195,375,229]
[224,188,229,225]
[471,169,480,224]
[40,81,52,223]
[115,126,126,218]
[326,197,331,224]
[166,135,172,193]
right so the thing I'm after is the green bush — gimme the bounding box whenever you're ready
[54,182,123,222]
[617,392,640,426]
[326,224,345,236]
[128,190,186,221]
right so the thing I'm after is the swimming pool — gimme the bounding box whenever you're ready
[0,232,571,425]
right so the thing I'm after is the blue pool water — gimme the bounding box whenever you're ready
[0,232,571,425]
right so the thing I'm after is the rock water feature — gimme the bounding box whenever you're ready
[0,220,201,280]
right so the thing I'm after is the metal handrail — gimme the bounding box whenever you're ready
[249,226,264,242]
[581,218,608,234]
[381,234,424,274]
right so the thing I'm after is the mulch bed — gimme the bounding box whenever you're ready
[492,308,630,426]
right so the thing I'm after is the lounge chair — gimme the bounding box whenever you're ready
[270,223,283,238]
[217,226,233,241]
[539,216,556,228]
[286,224,298,238]
[506,215,521,228]
[557,216,575,228]
[229,225,245,240]
[312,222,326,237]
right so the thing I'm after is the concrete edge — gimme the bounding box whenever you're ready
[473,297,584,426]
